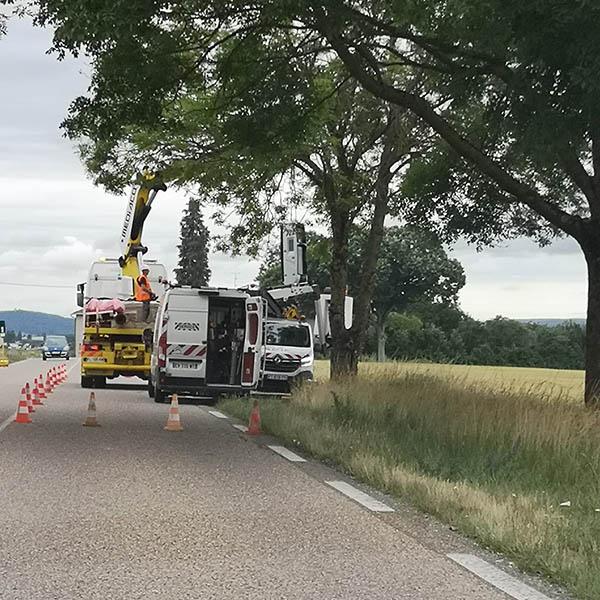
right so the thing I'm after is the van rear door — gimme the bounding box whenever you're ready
[166,294,208,379]
[241,297,266,387]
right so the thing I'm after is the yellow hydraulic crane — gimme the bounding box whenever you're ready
[118,169,167,288]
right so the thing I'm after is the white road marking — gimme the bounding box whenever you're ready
[232,424,248,432]
[326,480,395,513]
[208,410,229,419]
[66,360,80,376]
[268,445,306,463]
[0,414,15,434]
[447,554,553,600]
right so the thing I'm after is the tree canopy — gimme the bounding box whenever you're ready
[18,0,600,400]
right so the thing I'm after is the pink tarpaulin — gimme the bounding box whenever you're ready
[85,298,126,314]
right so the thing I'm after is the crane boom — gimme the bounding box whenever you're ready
[118,169,167,281]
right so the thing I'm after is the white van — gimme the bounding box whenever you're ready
[149,287,266,402]
[259,318,313,393]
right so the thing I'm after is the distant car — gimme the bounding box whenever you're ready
[42,335,70,360]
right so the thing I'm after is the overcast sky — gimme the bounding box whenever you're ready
[0,17,588,320]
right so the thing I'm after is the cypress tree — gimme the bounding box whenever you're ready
[175,198,211,287]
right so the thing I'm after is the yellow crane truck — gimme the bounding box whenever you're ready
[0,320,8,367]
[76,171,167,388]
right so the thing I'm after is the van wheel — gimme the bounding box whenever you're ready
[148,379,155,398]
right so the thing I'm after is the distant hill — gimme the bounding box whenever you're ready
[0,310,74,336]
[516,318,585,327]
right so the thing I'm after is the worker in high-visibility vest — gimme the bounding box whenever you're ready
[136,267,154,320]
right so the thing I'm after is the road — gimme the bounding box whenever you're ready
[0,359,559,600]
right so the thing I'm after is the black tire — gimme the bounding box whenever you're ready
[42,356,47,361]
[81,375,92,388]
[148,378,155,398]
[66,356,70,361]
[94,376,106,388]
[154,385,166,403]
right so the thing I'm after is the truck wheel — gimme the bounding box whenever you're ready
[148,378,155,398]
[94,376,106,388]
[154,386,166,403]
[81,375,92,388]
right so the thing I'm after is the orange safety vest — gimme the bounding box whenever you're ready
[135,274,152,302]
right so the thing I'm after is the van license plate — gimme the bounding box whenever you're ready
[171,361,199,370]
[267,374,288,381]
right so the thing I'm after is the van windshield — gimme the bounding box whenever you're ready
[46,336,67,347]
[265,322,310,348]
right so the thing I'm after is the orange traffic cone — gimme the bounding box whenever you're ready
[164,394,183,432]
[25,383,35,413]
[14,388,32,424]
[52,368,59,388]
[37,376,47,401]
[60,365,66,383]
[45,372,53,395]
[32,379,44,406]
[82,392,100,427]
[247,400,262,435]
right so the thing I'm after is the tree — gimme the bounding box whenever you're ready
[355,226,465,361]
[21,1,427,378]
[258,226,465,360]
[26,1,600,400]
[304,2,600,403]
[175,198,211,287]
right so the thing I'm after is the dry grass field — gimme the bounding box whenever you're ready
[221,361,597,599]
[314,359,585,403]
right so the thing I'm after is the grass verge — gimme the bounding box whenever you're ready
[7,349,41,363]
[220,365,600,599]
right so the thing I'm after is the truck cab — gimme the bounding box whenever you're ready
[149,286,266,402]
[260,318,313,393]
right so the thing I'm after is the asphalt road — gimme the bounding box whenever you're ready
[0,359,546,599]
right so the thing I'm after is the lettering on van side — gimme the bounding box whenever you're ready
[174,322,201,332]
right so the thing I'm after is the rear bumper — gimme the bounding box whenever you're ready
[157,374,252,398]
[81,361,149,379]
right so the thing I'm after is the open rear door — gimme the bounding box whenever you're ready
[241,297,266,388]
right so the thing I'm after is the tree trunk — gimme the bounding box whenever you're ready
[329,209,358,379]
[376,313,386,362]
[584,250,600,405]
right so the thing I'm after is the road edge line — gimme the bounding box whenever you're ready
[447,553,553,600]
[268,445,307,463]
[0,414,15,434]
[208,410,229,419]
[326,480,395,513]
